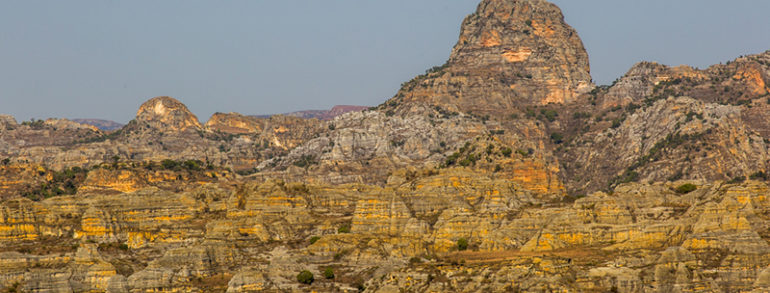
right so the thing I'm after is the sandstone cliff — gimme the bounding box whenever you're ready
[385,0,592,119]
[3,175,770,292]
[134,96,203,132]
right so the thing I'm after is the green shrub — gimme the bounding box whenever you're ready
[161,159,178,170]
[457,238,469,251]
[750,171,768,180]
[338,224,351,234]
[293,155,317,168]
[550,133,564,144]
[540,109,558,122]
[459,158,472,167]
[727,176,746,184]
[297,270,314,285]
[309,236,321,245]
[611,118,623,129]
[445,152,462,166]
[323,267,335,279]
[526,108,536,118]
[501,148,513,157]
[674,183,697,194]
[572,112,591,119]
[183,160,202,171]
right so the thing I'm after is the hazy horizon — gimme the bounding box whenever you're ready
[2,0,769,123]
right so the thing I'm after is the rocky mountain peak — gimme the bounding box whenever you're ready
[392,0,592,117]
[135,96,202,131]
[449,0,593,98]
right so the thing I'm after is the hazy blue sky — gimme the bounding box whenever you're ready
[1,1,769,123]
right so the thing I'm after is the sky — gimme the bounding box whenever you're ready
[1,1,769,123]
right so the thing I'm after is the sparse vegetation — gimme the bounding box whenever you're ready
[309,236,321,245]
[674,183,697,194]
[161,159,179,170]
[323,267,335,279]
[22,166,88,201]
[293,155,318,168]
[540,109,558,122]
[609,131,705,189]
[21,119,46,128]
[457,238,469,251]
[159,159,204,171]
[550,133,564,144]
[338,224,351,234]
[515,148,534,158]
[398,61,448,92]
[611,117,625,128]
[526,108,536,118]
[612,170,639,186]
[445,152,462,166]
[297,270,314,285]
[749,171,768,181]
[727,175,746,184]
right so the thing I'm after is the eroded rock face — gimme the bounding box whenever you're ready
[206,112,263,134]
[135,96,203,131]
[392,0,592,118]
[0,115,17,128]
[3,176,770,292]
[561,96,770,194]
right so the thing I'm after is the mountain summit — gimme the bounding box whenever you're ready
[391,0,592,117]
[135,96,202,131]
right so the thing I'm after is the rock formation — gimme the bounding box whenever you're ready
[388,0,592,118]
[135,96,203,131]
[3,0,770,292]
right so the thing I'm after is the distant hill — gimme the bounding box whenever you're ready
[71,119,124,131]
[252,105,369,120]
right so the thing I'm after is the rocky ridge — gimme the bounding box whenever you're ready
[2,0,770,292]
[72,119,125,131]
[254,105,370,121]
